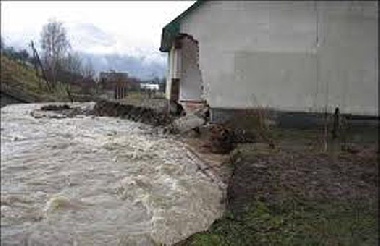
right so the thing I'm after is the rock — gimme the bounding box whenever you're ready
[172,114,206,134]
[183,128,201,138]
[202,124,234,154]
[193,104,210,120]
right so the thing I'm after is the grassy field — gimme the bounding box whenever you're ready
[177,126,378,246]
[118,91,167,111]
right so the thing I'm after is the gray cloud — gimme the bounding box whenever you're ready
[68,23,117,48]
[79,52,167,80]
[3,22,168,80]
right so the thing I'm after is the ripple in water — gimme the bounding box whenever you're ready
[1,103,224,245]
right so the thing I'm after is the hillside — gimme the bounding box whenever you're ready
[1,55,95,105]
[1,55,59,102]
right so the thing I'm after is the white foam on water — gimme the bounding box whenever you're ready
[1,103,224,245]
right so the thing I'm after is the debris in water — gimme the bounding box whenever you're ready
[45,195,87,213]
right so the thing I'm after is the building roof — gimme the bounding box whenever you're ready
[99,72,129,81]
[159,0,205,52]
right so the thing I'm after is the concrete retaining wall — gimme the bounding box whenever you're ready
[210,107,379,129]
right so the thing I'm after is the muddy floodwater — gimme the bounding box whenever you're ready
[1,103,224,246]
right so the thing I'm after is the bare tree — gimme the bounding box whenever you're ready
[63,52,83,75]
[81,59,95,79]
[40,19,70,86]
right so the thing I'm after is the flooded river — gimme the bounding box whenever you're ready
[1,103,224,246]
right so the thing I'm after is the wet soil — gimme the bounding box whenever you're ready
[176,127,378,245]
[228,144,378,214]
[92,100,173,126]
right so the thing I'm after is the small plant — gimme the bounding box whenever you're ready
[225,106,276,148]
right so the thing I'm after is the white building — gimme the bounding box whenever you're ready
[160,1,378,123]
[140,83,160,90]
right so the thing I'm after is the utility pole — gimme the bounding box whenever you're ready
[29,40,51,91]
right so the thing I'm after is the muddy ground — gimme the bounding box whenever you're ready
[228,144,378,212]
[92,100,173,126]
[177,127,378,246]
[32,100,174,126]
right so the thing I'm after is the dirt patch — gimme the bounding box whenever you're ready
[92,100,173,126]
[30,100,174,127]
[228,145,378,213]
[177,127,378,246]
[31,103,93,119]
[183,138,232,186]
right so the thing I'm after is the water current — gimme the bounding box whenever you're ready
[1,103,224,246]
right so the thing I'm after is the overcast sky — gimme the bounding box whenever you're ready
[1,1,195,63]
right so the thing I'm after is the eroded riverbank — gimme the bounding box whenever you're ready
[1,103,225,245]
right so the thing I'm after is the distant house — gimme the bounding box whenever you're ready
[160,1,378,124]
[99,71,131,99]
[140,83,160,91]
[99,71,129,83]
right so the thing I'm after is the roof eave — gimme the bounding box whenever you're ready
[159,0,205,53]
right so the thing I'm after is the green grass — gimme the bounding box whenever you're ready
[186,198,377,246]
[1,55,59,101]
[118,91,167,110]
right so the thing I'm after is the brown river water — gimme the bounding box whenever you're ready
[1,103,224,246]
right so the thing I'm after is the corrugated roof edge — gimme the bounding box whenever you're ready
[159,0,206,52]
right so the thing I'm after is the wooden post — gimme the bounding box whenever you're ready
[331,107,341,154]
[323,109,328,152]
[29,41,51,91]
[332,107,340,140]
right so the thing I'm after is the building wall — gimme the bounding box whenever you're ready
[165,46,182,100]
[179,36,203,102]
[179,1,378,116]
[165,50,172,99]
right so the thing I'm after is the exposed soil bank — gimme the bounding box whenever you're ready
[92,100,173,126]
[39,100,257,155]
[32,100,175,128]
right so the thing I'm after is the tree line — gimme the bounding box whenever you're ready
[1,19,168,95]
[1,19,95,89]
[1,40,32,65]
